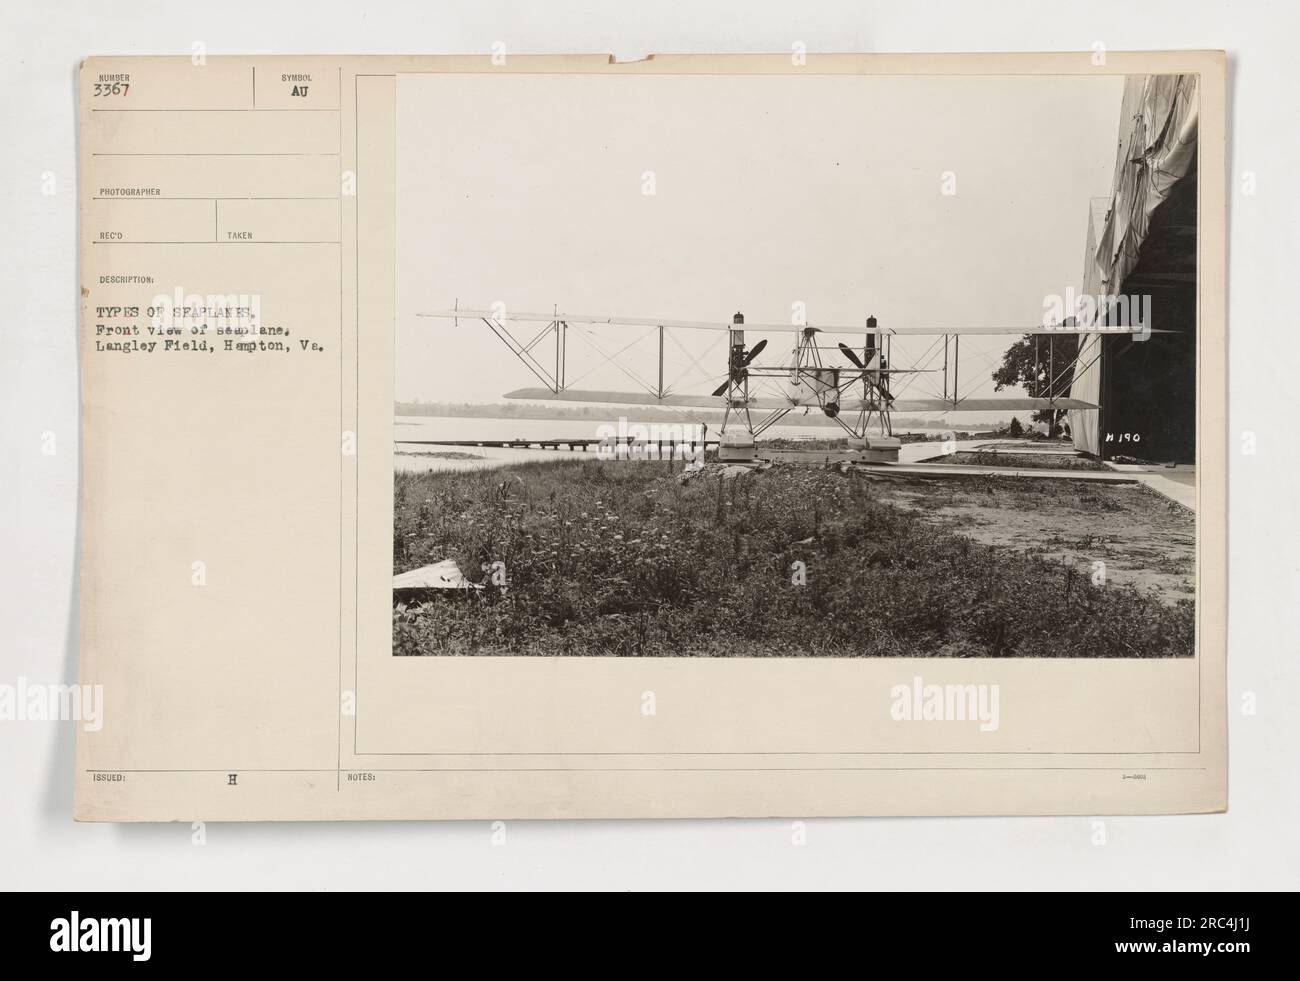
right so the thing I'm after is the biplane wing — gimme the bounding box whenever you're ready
[503,387,780,410]
[503,387,1098,412]
[424,309,1162,337]
[889,397,1098,412]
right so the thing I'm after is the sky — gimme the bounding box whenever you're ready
[395,71,1124,411]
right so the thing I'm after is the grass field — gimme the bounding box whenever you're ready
[393,459,1194,657]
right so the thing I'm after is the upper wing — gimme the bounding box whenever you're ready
[426,310,1157,337]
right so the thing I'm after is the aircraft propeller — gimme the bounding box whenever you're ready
[711,338,768,396]
[837,342,866,370]
[837,340,894,404]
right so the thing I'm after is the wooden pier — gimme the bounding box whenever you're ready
[397,437,719,453]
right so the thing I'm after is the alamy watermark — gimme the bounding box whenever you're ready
[147,286,262,332]
[890,676,1000,732]
[50,911,150,961]
[594,417,708,467]
[1042,287,1152,340]
[0,678,104,731]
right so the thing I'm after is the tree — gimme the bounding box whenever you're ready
[1006,416,1024,437]
[992,331,1079,435]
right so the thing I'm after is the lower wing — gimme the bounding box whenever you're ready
[503,388,1098,412]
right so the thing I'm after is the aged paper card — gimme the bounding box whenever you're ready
[76,52,1225,820]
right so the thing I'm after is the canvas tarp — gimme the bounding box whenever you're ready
[1068,74,1199,455]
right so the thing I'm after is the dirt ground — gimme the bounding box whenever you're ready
[867,473,1195,604]
[920,450,1111,472]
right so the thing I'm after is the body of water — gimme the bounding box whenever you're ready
[394,415,957,472]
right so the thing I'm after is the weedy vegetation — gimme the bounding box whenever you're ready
[393,459,1193,657]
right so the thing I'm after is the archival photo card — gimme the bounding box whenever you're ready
[75,52,1225,821]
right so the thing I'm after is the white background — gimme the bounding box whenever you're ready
[2,0,1296,890]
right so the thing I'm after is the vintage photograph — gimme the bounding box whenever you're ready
[392,72,1198,658]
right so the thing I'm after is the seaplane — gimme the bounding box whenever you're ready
[417,306,1141,463]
